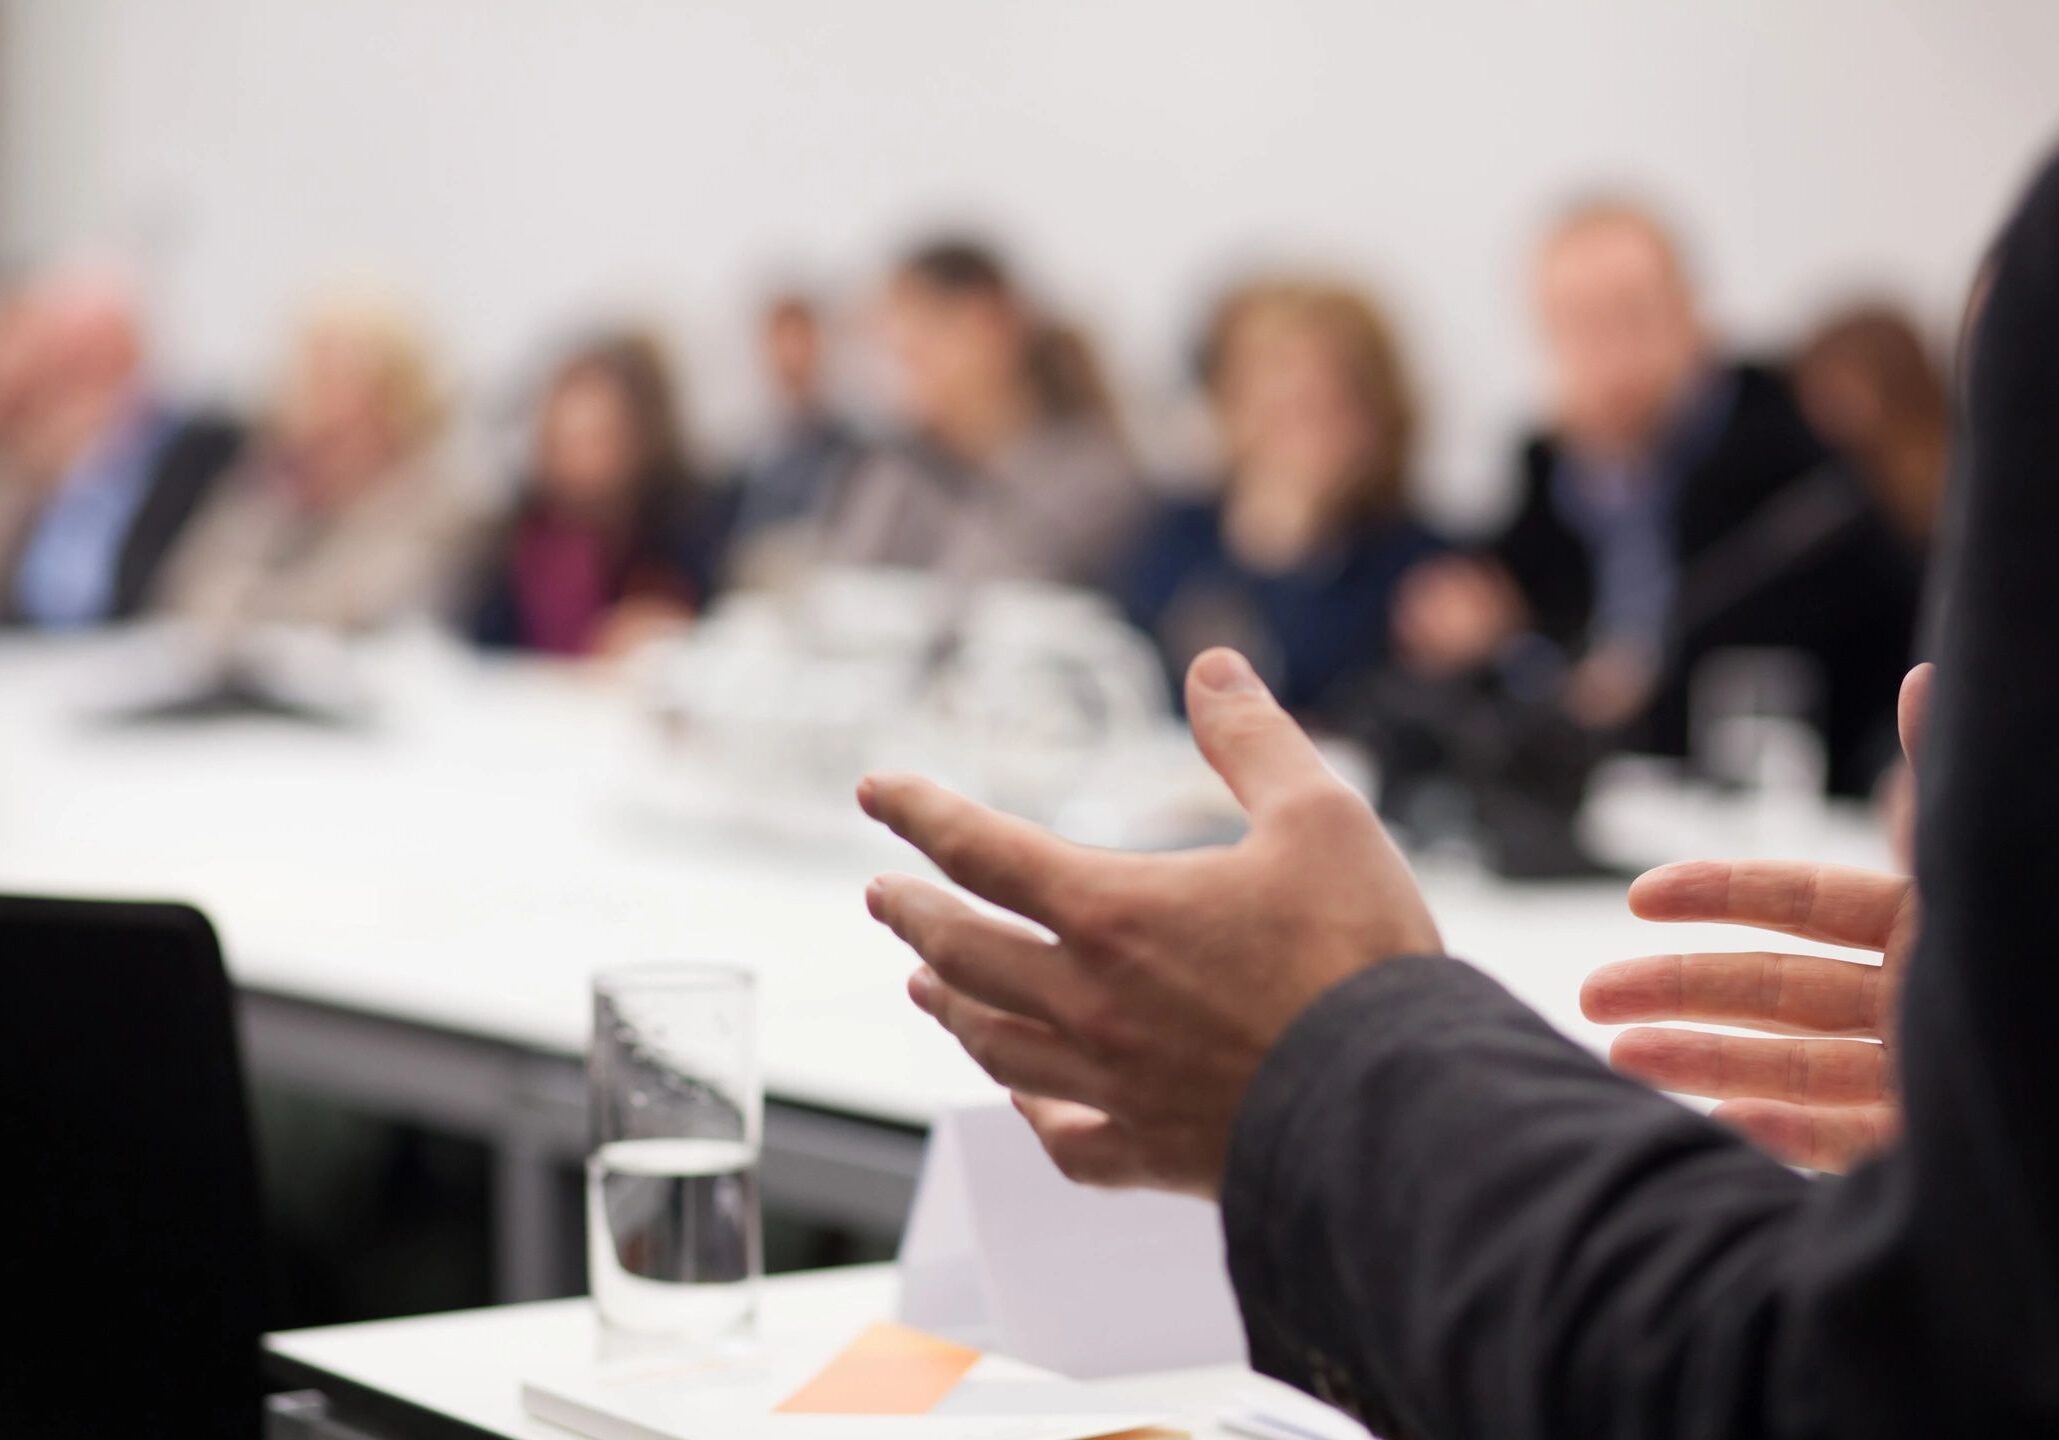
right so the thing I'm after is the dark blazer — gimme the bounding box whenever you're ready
[1220,146,2059,1439]
[1118,492,1445,721]
[1495,367,1921,792]
[466,481,728,652]
[110,412,246,619]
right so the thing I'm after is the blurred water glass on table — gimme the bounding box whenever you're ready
[588,964,761,1345]
[1690,647,1829,841]
[1692,649,1828,789]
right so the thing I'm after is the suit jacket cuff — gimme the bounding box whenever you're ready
[1220,953,1508,1419]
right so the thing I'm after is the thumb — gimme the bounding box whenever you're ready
[1185,648,1334,817]
[1897,662,1934,773]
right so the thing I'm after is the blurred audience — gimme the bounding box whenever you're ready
[727,291,865,572]
[804,237,1145,587]
[1392,199,1919,795]
[153,292,474,635]
[1792,301,1951,553]
[0,265,244,628]
[468,331,716,658]
[1119,277,1443,723]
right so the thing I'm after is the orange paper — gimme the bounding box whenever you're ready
[775,1322,984,1415]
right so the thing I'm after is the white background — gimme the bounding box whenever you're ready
[4,0,2057,525]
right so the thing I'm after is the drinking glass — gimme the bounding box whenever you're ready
[1690,647,1829,843]
[587,963,761,1342]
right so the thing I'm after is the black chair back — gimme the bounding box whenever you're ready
[0,896,264,1437]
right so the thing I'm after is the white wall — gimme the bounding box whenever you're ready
[4,0,2056,526]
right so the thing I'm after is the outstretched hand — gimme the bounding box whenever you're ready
[1584,859,1913,1169]
[859,648,1439,1198]
[1580,664,1932,1170]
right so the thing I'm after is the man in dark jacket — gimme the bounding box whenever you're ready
[1395,200,1919,793]
[0,266,242,627]
[858,147,2059,1437]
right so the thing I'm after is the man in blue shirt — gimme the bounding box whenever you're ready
[0,267,242,627]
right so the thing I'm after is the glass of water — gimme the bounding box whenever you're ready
[587,963,761,1343]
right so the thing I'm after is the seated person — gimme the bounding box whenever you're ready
[807,237,1146,588]
[0,264,243,627]
[1119,277,1442,723]
[1792,300,1951,556]
[1393,199,1920,794]
[468,331,715,657]
[725,290,865,578]
[153,291,474,635]
[852,148,2059,1439]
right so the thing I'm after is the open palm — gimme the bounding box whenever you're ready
[1580,664,1930,1172]
[1584,860,1912,1170]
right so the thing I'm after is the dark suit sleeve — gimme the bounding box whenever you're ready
[1488,441,1593,655]
[114,413,244,619]
[1222,148,2059,1440]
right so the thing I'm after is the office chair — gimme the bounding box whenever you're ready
[0,895,265,1438]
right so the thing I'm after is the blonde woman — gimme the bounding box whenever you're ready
[1118,277,1444,721]
[156,291,475,634]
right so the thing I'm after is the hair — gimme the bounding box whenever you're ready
[1793,300,1951,540]
[1537,192,1699,294]
[1023,318,1124,431]
[1197,277,1421,518]
[282,290,446,449]
[529,328,698,551]
[896,236,1014,299]
[892,235,1122,431]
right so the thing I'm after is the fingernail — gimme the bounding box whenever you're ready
[855,776,878,815]
[1194,649,1261,693]
[864,877,887,917]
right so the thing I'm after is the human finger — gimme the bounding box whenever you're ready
[1010,1093,1145,1188]
[1713,1098,1901,1172]
[1628,860,1910,951]
[866,874,1082,1028]
[858,773,1087,927]
[1898,662,1933,772]
[1580,950,1884,1036]
[907,971,1110,1109]
[1610,1027,1890,1105]
[1183,649,1341,820]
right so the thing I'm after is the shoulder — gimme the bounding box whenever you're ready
[1724,361,1808,424]
[1141,490,1224,538]
[1019,419,1137,485]
[1715,361,1820,452]
[1387,514,1448,564]
[1511,431,1561,502]
[1338,509,1445,579]
[1698,360,1829,494]
[160,409,248,469]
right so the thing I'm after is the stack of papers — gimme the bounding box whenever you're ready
[522,1321,1178,1440]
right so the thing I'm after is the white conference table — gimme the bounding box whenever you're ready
[0,632,1894,1298]
[265,1264,1347,1440]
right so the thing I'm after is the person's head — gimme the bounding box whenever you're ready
[1532,197,1709,458]
[1793,302,1950,541]
[879,237,1035,448]
[270,291,444,506]
[1200,277,1419,526]
[4,263,148,480]
[761,292,828,413]
[533,330,691,524]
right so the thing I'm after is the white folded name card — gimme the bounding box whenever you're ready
[898,1103,1245,1379]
